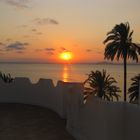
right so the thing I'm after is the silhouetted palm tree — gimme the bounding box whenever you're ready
[84,70,121,101]
[104,22,140,101]
[128,74,140,104]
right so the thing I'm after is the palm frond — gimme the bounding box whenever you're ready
[104,22,140,63]
[84,70,121,102]
[0,71,14,83]
[128,74,140,104]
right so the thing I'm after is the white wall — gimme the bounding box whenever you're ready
[0,77,140,140]
[67,94,125,140]
[0,77,74,118]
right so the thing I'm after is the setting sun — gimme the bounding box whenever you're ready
[60,52,73,61]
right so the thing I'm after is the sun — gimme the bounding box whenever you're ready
[60,52,73,61]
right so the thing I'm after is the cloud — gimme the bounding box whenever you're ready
[46,51,54,55]
[30,29,43,35]
[6,41,29,51]
[45,48,55,55]
[60,47,67,51]
[35,48,55,55]
[2,0,30,9]
[34,18,59,25]
[60,47,70,52]
[35,48,55,56]
[45,48,55,51]
[86,49,92,52]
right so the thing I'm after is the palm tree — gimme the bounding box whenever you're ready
[84,70,121,101]
[128,74,140,104]
[104,22,140,101]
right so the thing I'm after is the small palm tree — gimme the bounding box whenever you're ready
[0,71,14,83]
[128,74,140,104]
[104,22,140,101]
[84,70,121,101]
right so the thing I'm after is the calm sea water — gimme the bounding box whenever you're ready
[0,63,140,99]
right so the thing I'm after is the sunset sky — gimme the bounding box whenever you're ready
[0,0,140,63]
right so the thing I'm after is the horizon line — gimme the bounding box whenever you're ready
[0,61,139,65]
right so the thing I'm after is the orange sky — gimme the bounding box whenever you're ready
[0,0,140,63]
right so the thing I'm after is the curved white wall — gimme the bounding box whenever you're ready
[0,77,140,140]
[0,77,83,118]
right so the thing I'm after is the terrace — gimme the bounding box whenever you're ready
[0,78,140,140]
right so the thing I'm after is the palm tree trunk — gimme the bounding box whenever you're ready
[124,57,127,102]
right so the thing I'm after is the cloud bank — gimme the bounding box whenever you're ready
[6,41,29,51]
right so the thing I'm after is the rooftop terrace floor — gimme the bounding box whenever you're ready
[0,103,75,140]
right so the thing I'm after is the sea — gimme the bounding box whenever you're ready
[0,63,140,100]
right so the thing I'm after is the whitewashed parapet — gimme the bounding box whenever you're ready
[67,93,140,140]
[0,77,84,119]
[1,78,140,140]
[67,94,125,140]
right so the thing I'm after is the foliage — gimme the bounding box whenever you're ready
[84,70,121,101]
[104,22,140,61]
[0,71,14,83]
[128,74,140,104]
[104,22,140,101]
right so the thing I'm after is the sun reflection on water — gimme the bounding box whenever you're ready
[63,65,68,82]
